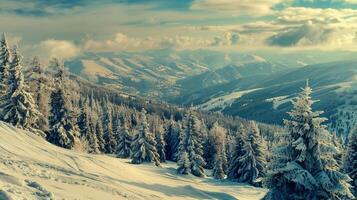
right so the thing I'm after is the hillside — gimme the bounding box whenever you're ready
[0,122,266,200]
[174,60,357,138]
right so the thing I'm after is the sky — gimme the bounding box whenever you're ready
[2,0,357,60]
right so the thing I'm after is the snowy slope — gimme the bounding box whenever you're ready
[0,122,266,200]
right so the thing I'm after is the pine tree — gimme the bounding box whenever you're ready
[344,125,357,195]
[227,125,246,180]
[177,112,206,177]
[264,83,354,200]
[211,122,227,180]
[0,33,11,97]
[48,87,79,149]
[102,97,116,153]
[87,116,100,154]
[236,121,266,185]
[95,120,105,153]
[116,122,132,158]
[153,117,166,163]
[47,65,79,149]
[177,151,190,175]
[0,46,41,132]
[164,116,180,161]
[26,56,49,131]
[131,109,160,166]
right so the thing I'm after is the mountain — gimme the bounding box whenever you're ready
[174,60,357,138]
[0,122,266,200]
[176,61,289,94]
[65,50,293,98]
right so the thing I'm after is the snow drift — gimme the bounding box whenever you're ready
[0,122,266,200]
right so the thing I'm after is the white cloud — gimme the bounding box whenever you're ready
[190,0,282,16]
[34,39,81,61]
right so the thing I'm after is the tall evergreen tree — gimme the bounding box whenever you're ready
[26,57,49,131]
[116,122,132,158]
[153,117,166,163]
[48,87,79,149]
[47,65,79,149]
[236,121,266,185]
[0,46,41,132]
[0,33,11,97]
[227,125,247,180]
[102,97,116,153]
[264,84,354,200]
[344,125,357,196]
[211,122,228,180]
[164,116,180,161]
[95,120,105,153]
[131,109,160,166]
[177,112,206,177]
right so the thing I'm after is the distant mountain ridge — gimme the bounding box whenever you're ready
[176,60,357,138]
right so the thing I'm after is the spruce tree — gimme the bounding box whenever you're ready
[116,122,132,158]
[48,87,79,149]
[227,125,246,180]
[264,84,354,200]
[95,120,105,153]
[131,109,160,166]
[0,33,11,97]
[102,97,116,153]
[344,125,357,196]
[0,46,41,132]
[211,122,228,180]
[26,57,49,131]
[164,116,180,161]
[153,118,166,163]
[237,121,266,185]
[47,65,79,149]
[177,151,190,175]
[177,112,206,177]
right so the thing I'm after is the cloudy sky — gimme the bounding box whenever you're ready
[2,0,357,60]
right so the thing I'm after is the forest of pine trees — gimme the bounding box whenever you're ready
[0,33,356,198]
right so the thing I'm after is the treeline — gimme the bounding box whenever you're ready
[2,34,357,199]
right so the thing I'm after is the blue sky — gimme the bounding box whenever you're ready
[1,0,357,60]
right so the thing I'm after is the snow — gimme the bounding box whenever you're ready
[266,95,293,110]
[197,88,261,111]
[0,122,266,200]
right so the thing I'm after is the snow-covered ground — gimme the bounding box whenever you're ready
[197,88,261,111]
[0,122,266,200]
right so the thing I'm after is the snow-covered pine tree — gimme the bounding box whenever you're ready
[177,112,206,177]
[48,86,79,149]
[211,122,228,180]
[87,115,100,154]
[95,120,105,153]
[47,64,79,149]
[264,83,354,200]
[0,46,41,133]
[236,121,266,185]
[131,109,160,166]
[26,57,50,131]
[344,125,357,195]
[101,96,116,153]
[153,117,166,162]
[0,33,11,97]
[116,121,132,158]
[177,151,190,175]
[227,125,246,180]
[164,116,180,161]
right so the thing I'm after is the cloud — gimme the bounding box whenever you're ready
[33,39,81,60]
[267,22,335,46]
[190,0,282,16]
[83,32,214,52]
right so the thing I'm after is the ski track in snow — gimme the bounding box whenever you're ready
[0,122,266,200]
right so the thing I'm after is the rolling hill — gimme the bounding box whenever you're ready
[0,122,266,200]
